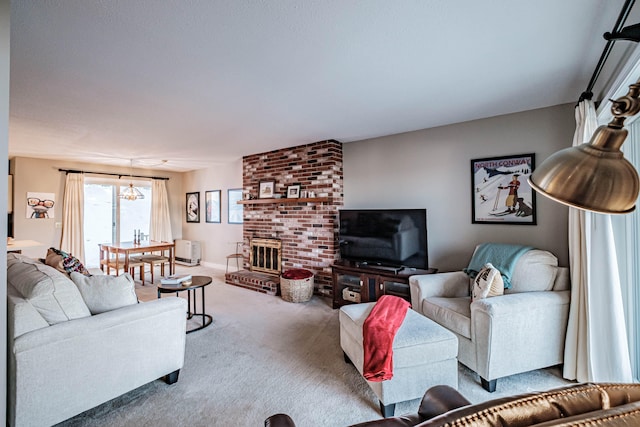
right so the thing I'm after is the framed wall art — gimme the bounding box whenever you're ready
[228,188,243,224]
[287,184,301,198]
[471,153,536,225]
[186,191,200,223]
[205,190,221,223]
[26,192,55,219]
[258,180,275,199]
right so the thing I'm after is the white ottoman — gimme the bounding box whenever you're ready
[339,302,458,417]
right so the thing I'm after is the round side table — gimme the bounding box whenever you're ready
[157,275,213,333]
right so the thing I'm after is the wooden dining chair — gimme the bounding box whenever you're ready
[99,244,145,285]
[139,252,170,284]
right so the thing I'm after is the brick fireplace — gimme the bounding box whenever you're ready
[234,139,343,297]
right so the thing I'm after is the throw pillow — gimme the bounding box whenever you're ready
[472,263,504,301]
[70,272,138,314]
[46,247,91,276]
[45,247,66,274]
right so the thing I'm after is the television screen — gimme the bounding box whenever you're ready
[338,209,428,269]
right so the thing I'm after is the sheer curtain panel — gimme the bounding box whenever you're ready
[150,179,173,243]
[563,100,633,382]
[60,173,86,263]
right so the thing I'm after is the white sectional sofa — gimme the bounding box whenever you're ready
[7,252,188,427]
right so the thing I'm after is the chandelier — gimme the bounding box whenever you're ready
[119,160,145,201]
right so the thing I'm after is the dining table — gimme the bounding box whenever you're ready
[102,240,176,276]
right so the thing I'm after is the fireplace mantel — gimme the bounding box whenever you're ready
[238,197,332,205]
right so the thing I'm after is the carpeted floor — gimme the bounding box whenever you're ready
[56,265,573,427]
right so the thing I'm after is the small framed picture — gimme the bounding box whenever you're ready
[471,153,536,225]
[186,192,200,223]
[228,188,243,224]
[258,180,276,199]
[287,185,301,198]
[205,190,221,223]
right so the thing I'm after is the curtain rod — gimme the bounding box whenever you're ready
[58,168,170,181]
[579,0,636,103]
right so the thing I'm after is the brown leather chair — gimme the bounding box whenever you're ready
[265,383,640,427]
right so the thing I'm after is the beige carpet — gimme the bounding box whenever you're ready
[56,265,573,427]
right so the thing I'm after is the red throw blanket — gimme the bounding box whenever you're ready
[362,295,411,382]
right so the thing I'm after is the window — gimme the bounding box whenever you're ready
[614,118,640,382]
[83,177,151,268]
[596,48,640,381]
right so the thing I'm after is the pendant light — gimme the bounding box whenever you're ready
[529,4,640,214]
[529,84,640,214]
[119,160,145,201]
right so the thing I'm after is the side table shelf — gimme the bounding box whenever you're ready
[331,261,437,309]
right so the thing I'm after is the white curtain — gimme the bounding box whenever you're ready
[60,173,86,263]
[150,179,173,242]
[563,100,633,382]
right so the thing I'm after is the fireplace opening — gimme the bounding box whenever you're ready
[250,238,282,276]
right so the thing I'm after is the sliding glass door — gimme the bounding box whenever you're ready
[83,177,151,268]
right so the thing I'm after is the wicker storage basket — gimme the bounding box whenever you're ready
[280,269,314,303]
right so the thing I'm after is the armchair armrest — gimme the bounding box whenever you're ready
[409,271,470,308]
[265,414,297,427]
[347,385,472,427]
[417,385,471,420]
[470,290,570,381]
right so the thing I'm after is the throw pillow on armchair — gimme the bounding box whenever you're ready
[471,263,504,301]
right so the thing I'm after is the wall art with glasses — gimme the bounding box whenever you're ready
[26,192,55,219]
[205,190,221,223]
[471,153,536,225]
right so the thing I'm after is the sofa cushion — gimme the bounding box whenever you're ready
[506,249,558,294]
[471,263,504,301]
[7,283,49,338]
[422,297,471,339]
[70,272,138,314]
[7,253,91,324]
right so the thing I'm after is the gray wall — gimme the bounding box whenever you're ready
[343,104,573,272]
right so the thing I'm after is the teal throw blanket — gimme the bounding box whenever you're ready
[463,243,533,289]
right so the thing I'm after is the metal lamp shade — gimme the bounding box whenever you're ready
[528,124,640,214]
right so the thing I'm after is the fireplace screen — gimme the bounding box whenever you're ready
[250,238,282,275]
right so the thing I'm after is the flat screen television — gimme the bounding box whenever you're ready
[338,208,428,270]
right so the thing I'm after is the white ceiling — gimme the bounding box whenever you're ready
[8,1,638,172]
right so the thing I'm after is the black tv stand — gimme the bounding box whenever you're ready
[331,260,437,308]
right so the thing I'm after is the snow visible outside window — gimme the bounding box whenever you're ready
[83,180,151,268]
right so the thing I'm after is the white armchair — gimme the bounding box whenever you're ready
[409,248,570,392]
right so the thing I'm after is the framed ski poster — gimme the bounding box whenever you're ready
[471,153,537,225]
